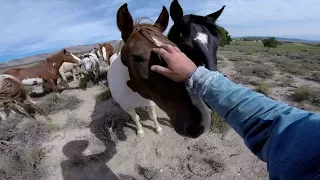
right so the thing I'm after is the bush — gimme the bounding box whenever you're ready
[38,94,83,114]
[256,82,271,96]
[95,87,111,102]
[0,116,47,179]
[292,86,313,102]
[238,64,274,79]
[312,72,320,82]
[263,37,279,51]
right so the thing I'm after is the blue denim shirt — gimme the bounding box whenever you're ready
[186,67,320,180]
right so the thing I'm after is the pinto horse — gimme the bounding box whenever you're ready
[0,74,51,121]
[97,43,114,65]
[168,0,225,71]
[115,3,211,138]
[3,49,79,93]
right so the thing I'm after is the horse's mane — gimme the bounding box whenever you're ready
[131,18,175,46]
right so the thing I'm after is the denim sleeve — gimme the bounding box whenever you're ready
[186,66,320,180]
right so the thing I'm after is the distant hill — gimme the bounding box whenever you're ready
[0,40,118,68]
[233,36,320,44]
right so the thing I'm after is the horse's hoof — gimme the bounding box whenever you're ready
[137,131,145,137]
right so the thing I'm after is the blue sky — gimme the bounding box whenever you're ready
[1,0,319,63]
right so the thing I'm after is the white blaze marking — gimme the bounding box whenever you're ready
[194,32,208,51]
[97,50,102,57]
[21,77,43,86]
[152,36,163,47]
[102,47,107,62]
[71,53,81,63]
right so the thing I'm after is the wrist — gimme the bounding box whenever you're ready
[184,67,198,86]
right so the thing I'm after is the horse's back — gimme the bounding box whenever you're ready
[107,54,152,109]
[3,68,23,80]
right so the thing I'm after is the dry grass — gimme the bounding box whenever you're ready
[210,111,229,135]
[63,113,88,129]
[136,165,160,180]
[0,115,47,179]
[292,86,320,106]
[95,87,112,102]
[256,82,271,96]
[38,93,83,114]
[311,72,320,82]
[237,63,274,79]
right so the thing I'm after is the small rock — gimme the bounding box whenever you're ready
[159,169,163,172]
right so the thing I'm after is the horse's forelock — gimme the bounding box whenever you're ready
[131,21,175,47]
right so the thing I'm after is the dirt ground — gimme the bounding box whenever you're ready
[27,52,269,180]
[2,48,319,180]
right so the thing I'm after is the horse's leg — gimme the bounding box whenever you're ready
[146,102,162,135]
[59,69,69,88]
[47,79,59,94]
[125,108,144,137]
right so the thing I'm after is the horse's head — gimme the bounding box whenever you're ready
[98,43,114,64]
[117,3,211,138]
[168,0,225,71]
[60,49,81,64]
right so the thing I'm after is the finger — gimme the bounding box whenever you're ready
[173,46,181,53]
[150,65,174,78]
[152,48,171,62]
[159,44,176,54]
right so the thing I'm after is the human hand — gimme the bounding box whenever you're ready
[151,44,197,82]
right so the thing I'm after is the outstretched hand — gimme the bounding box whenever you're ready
[151,44,197,82]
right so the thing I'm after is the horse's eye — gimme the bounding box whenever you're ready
[131,55,144,63]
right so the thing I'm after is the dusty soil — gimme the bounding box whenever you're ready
[36,81,268,180]
[5,49,320,180]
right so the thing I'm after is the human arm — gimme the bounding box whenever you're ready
[151,44,320,180]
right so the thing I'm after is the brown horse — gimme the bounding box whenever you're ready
[3,49,80,93]
[116,4,211,138]
[0,74,51,121]
[97,43,114,65]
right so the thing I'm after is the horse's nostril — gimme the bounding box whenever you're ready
[185,124,204,138]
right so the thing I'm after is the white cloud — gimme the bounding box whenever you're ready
[0,0,319,61]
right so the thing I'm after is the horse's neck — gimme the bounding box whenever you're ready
[46,56,63,70]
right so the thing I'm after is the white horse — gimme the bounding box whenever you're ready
[107,52,162,137]
[89,48,103,61]
[58,54,84,85]
[81,54,100,80]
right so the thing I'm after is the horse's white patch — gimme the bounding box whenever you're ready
[71,53,81,63]
[21,77,43,86]
[102,47,107,62]
[152,36,163,47]
[97,50,102,57]
[194,32,208,50]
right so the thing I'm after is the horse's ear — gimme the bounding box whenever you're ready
[117,3,133,42]
[206,5,225,20]
[63,49,67,54]
[170,0,183,23]
[155,6,169,33]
